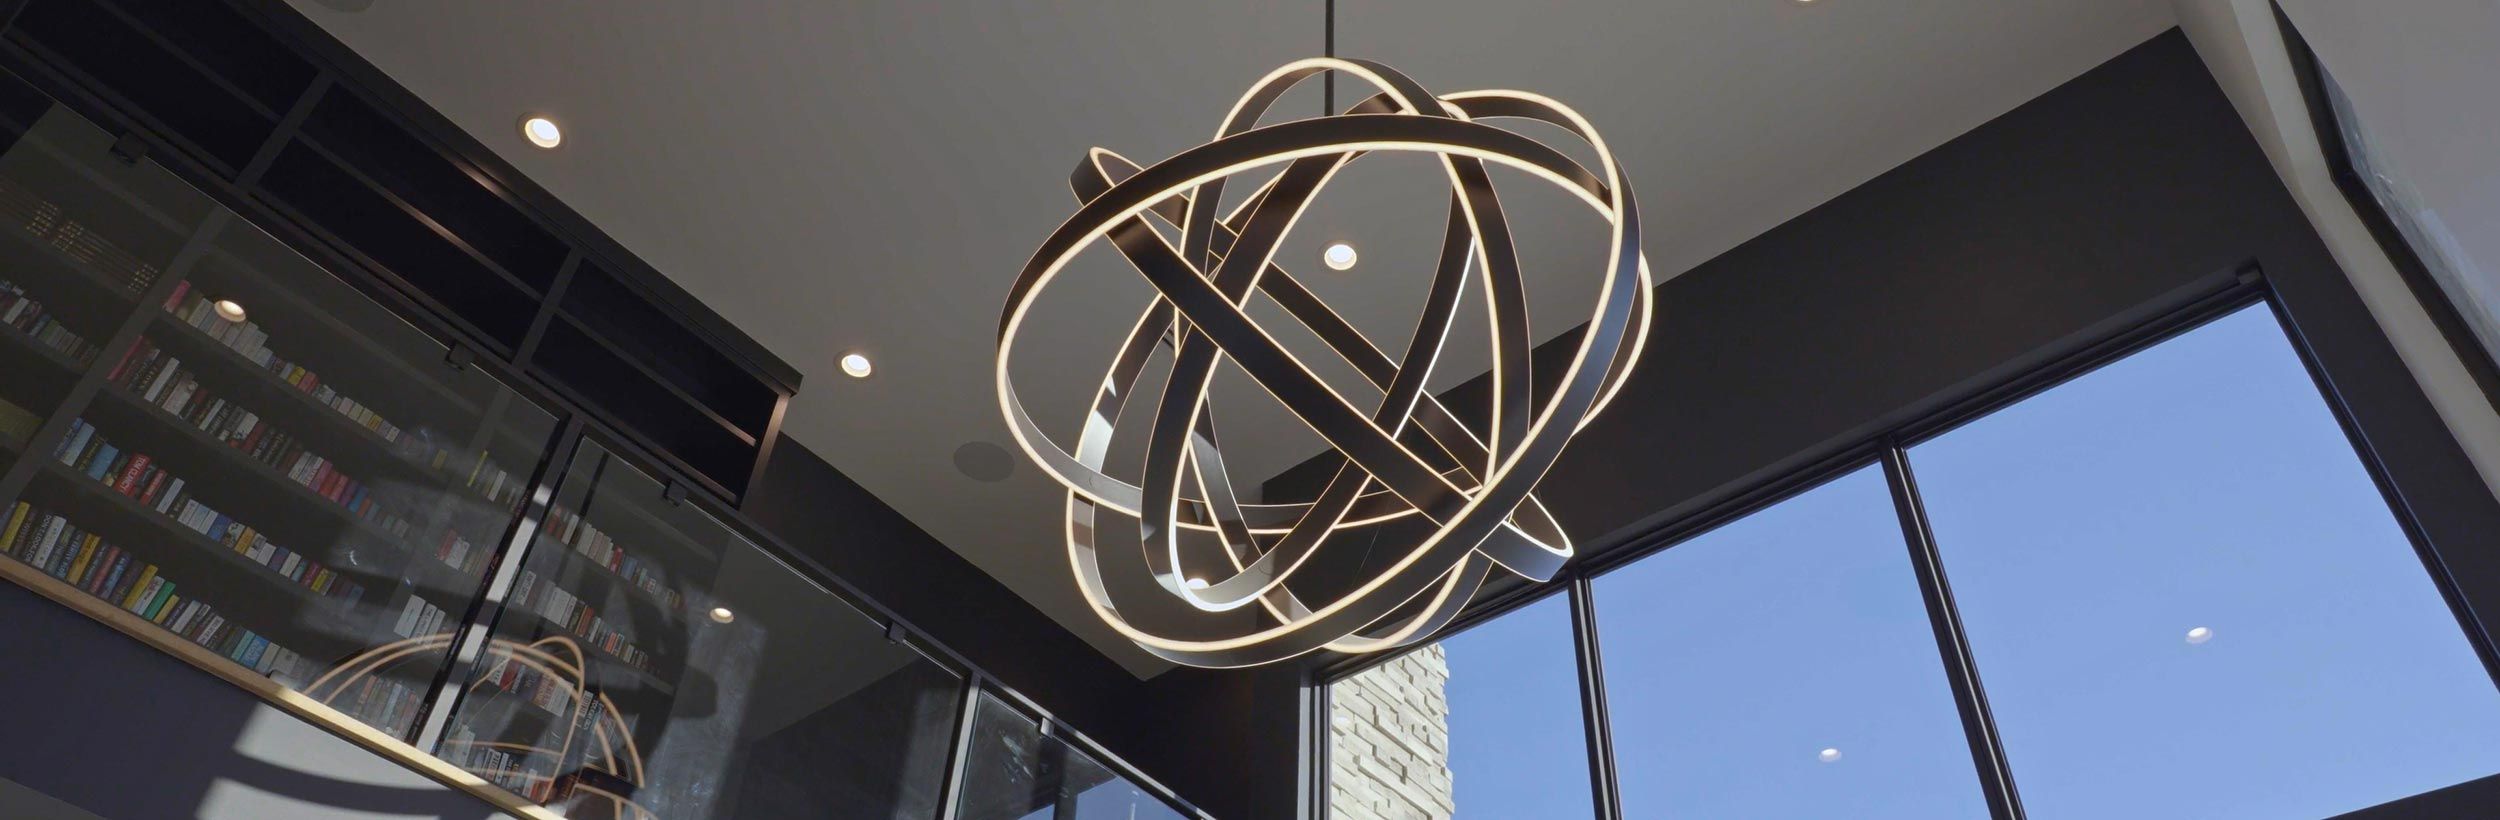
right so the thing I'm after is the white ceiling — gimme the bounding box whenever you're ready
[285,0,2176,677]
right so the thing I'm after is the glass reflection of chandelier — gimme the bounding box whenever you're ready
[314,634,652,819]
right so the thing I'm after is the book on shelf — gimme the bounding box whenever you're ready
[0,277,100,364]
[49,417,367,605]
[432,528,491,578]
[447,724,557,802]
[335,674,424,738]
[161,282,530,509]
[541,505,685,612]
[392,594,454,639]
[509,568,654,672]
[480,653,582,717]
[1,500,319,690]
[105,336,424,539]
[0,396,39,448]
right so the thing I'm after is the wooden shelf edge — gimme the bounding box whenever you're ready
[0,559,564,820]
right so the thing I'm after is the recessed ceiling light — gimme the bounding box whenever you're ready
[841,352,874,378]
[1818,748,1842,763]
[521,115,563,149]
[1323,242,1358,271]
[2185,626,2213,645]
[212,299,247,323]
[709,606,736,624]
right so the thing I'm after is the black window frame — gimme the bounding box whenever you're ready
[1315,265,2500,819]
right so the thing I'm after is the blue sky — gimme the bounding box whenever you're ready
[1412,306,2500,818]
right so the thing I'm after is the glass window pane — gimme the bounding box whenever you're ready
[0,75,563,745]
[1329,593,1592,818]
[442,441,963,819]
[1594,466,1991,819]
[1909,305,2500,818]
[956,692,1188,820]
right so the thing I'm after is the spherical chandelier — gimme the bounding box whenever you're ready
[997,58,1652,667]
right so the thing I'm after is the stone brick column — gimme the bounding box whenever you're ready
[1327,645,1455,819]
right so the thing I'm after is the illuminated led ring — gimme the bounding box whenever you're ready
[998,58,1652,667]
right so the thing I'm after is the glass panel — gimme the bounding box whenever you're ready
[1329,594,1592,818]
[444,440,962,819]
[0,77,561,745]
[1593,466,1991,819]
[955,692,1188,820]
[1909,306,2500,818]
[0,89,199,452]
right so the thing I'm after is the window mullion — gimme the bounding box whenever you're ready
[1569,577,1622,820]
[1881,445,2026,820]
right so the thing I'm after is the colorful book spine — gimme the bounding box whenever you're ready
[42,420,366,605]
[0,501,318,696]
[0,278,101,363]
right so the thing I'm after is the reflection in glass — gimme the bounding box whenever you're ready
[1329,593,1592,818]
[438,441,963,818]
[1910,306,2500,818]
[0,79,559,746]
[955,693,1186,820]
[1595,466,1990,818]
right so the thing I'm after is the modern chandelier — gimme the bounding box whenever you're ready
[997,58,1652,668]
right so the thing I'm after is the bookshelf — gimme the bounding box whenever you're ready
[0,100,561,747]
[0,80,787,815]
[0,4,941,815]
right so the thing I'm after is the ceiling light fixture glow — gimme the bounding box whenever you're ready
[709,607,736,624]
[212,299,247,323]
[2185,626,2213,645]
[841,352,874,378]
[521,115,563,149]
[994,58,1652,668]
[1323,242,1359,270]
[1819,748,1842,763]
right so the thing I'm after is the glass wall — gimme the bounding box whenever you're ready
[440,439,964,819]
[0,78,559,742]
[955,692,1191,820]
[1326,304,2500,819]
